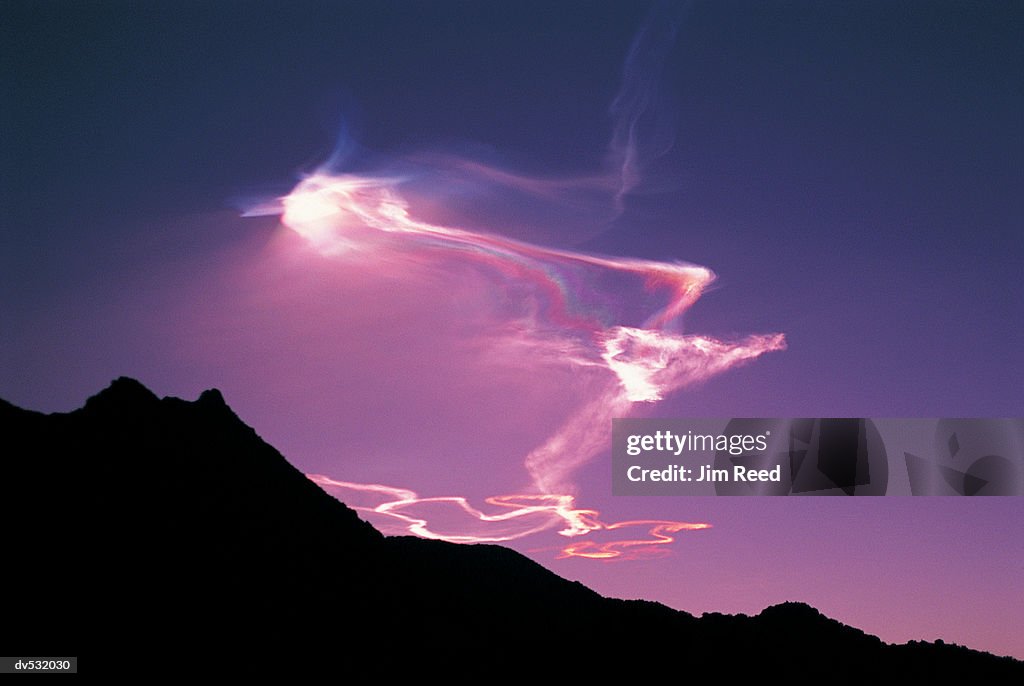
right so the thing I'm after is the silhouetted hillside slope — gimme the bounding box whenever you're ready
[3,378,1020,680]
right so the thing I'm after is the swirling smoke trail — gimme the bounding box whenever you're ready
[247,1,783,560]
[250,171,783,560]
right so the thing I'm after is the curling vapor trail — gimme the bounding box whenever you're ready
[309,475,711,561]
[267,168,783,561]
[249,1,782,561]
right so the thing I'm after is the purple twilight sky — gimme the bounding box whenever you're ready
[2,1,1022,659]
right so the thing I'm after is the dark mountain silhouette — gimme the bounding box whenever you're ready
[3,378,1021,679]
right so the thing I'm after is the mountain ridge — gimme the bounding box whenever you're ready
[2,378,1020,679]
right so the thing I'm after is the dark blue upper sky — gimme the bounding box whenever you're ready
[3,0,1021,413]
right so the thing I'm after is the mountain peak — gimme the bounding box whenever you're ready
[760,601,822,619]
[85,376,159,409]
[109,375,157,396]
[197,387,227,407]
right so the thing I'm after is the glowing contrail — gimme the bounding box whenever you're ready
[275,171,714,332]
[559,520,712,561]
[247,1,781,561]
[263,169,783,561]
[309,475,710,560]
